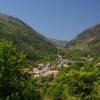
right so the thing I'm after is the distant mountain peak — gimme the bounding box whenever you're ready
[48,38,68,47]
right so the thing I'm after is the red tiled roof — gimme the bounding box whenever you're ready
[50,70,59,74]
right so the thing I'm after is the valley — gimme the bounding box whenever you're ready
[0,12,100,100]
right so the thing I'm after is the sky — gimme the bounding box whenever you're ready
[0,0,100,40]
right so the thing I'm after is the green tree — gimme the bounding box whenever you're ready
[46,63,100,100]
[0,40,42,100]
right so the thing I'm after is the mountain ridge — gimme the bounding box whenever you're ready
[65,23,100,48]
[0,12,57,63]
[48,38,68,47]
[0,13,68,47]
[65,22,100,60]
[0,13,51,42]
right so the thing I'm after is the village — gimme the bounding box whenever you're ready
[21,54,93,78]
[20,54,69,78]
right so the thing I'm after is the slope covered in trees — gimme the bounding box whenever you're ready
[0,13,57,63]
[64,23,100,61]
[65,23,100,48]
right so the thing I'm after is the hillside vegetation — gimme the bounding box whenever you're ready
[0,13,57,64]
[66,23,100,48]
[65,23,100,60]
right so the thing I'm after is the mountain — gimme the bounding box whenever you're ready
[0,13,57,62]
[65,23,100,48]
[65,23,100,60]
[48,38,68,47]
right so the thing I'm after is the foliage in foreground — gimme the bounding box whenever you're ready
[46,63,100,100]
[0,40,42,100]
[1,39,100,100]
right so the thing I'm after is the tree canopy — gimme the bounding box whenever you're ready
[0,40,42,100]
[46,63,100,100]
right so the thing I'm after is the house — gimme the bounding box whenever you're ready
[50,70,59,77]
[33,66,59,78]
[33,68,43,74]
[38,63,44,69]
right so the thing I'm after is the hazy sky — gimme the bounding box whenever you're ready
[0,0,100,40]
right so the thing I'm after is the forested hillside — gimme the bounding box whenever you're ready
[0,13,57,64]
[65,23,100,48]
[64,23,100,61]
